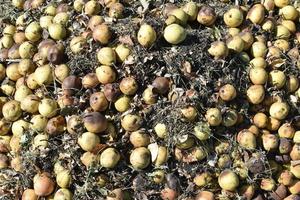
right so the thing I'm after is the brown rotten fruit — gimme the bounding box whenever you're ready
[62,75,82,95]
[197,6,216,26]
[108,3,124,18]
[93,24,111,45]
[46,115,66,136]
[22,189,38,200]
[195,191,214,200]
[89,92,108,112]
[103,83,120,102]
[119,77,138,95]
[83,112,107,133]
[67,115,82,134]
[152,77,170,94]
[161,188,178,200]
[121,114,142,131]
[47,43,65,64]
[82,73,99,89]
[33,172,55,196]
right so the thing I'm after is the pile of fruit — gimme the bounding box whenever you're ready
[0,0,300,199]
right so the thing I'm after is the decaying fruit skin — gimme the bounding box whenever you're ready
[161,188,178,200]
[93,24,111,45]
[129,130,150,148]
[121,114,142,131]
[219,84,236,101]
[205,108,222,126]
[83,112,107,133]
[152,77,170,94]
[208,41,228,59]
[195,191,214,200]
[183,2,198,21]
[109,3,124,18]
[246,4,265,24]
[104,83,120,102]
[62,75,82,95]
[90,92,108,112]
[22,189,38,200]
[3,1,300,199]
[106,188,124,200]
[247,85,265,104]
[47,43,65,64]
[82,73,99,89]
[33,172,55,196]
[46,115,66,135]
[197,6,216,26]
[269,102,289,120]
[119,77,138,95]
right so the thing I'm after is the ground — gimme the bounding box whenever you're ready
[0,0,300,199]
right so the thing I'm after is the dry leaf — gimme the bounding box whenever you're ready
[119,35,134,46]
[148,143,159,162]
[91,143,108,154]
